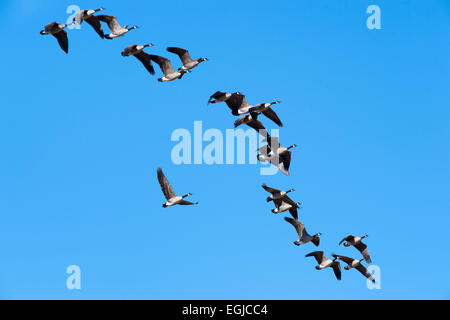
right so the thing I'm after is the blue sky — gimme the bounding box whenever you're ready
[0,0,449,299]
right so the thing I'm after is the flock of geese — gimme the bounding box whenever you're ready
[208,92,294,175]
[40,8,208,82]
[41,7,376,286]
[261,184,375,282]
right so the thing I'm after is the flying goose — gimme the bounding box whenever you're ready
[121,44,155,75]
[339,235,372,263]
[273,200,301,219]
[332,254,375,283]
[262,184,295,203]
[284,217,321,246]
[73,8,105,38]
[234,112,269,139]
[40,21,74,54]
[249,101,283,127]
[157,168,198,208]
[257,138,296,176]
[149,55,191,82]
[306,251,342,281]
[97,15,138,39]
[167,47,208,71]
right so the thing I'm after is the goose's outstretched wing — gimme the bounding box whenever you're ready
[135,52,155,75]
[262,107,283,127]
[167,47,193,65]
[355,264,375,283]
[262,184,280,194]
[332,262,342,280]
[149,55,175,75]
[157,168,176,200]
[305,251,325,264]
[44,21,58,33]
[97,15,121,32]
[355,242,372,263]
[247,119,268,137]
[285,217,304,240]
[85,16,105,38]
[288,207,298,220]
[279,151,291,174]
[178,200,198,206]
[208,91,226,104]
[52,30,68,53]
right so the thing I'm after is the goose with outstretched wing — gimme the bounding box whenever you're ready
[339,234,372,263]
[97,15,138,39]
[167,47,208,71]
[122,44,155,75]
[40,21,74,54]
[284,217,321,246]
[332,254,375,283]
[306,251,341,281]
[157,168,198,208]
